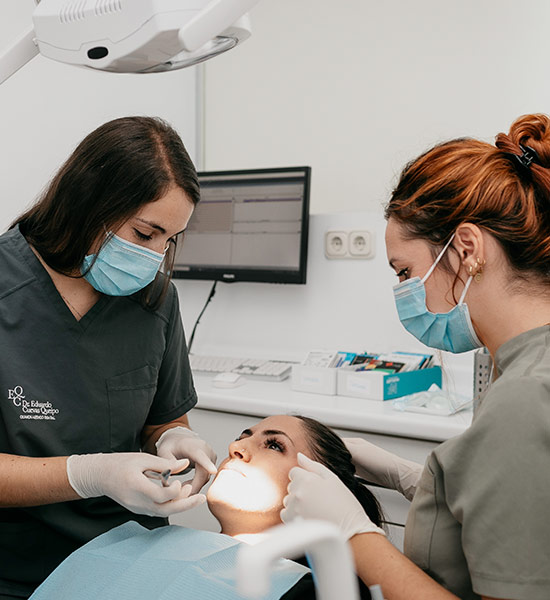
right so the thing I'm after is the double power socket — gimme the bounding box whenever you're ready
[324,230,375,259]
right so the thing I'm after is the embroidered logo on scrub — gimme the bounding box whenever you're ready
[8,386,60,420]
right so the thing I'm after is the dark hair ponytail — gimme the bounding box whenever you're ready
[295,415,384,528]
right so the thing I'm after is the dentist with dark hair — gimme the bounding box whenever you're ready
[0,116,217,599]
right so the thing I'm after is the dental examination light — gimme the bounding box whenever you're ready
[0,0,259,85]
[237,520,360,600]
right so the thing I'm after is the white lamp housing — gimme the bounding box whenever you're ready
[236,520,360,600]
[0,0,259,84]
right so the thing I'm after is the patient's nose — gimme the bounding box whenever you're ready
[229,439,251,461]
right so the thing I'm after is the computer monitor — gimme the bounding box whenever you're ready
[173,166,311,284]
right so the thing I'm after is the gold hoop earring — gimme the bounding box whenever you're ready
[467,262,483,282]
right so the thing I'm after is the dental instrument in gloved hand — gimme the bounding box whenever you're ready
[67,452,206,517]
[344,438,423,501]
[155,426,217,494]
[281,453,386,540]
[144,468,171,487]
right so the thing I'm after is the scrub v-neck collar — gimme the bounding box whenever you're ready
[11,225,111,332]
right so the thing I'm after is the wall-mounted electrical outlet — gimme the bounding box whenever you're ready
[325,230,375,259]
[325,231,348,258]
[349,231,373,257]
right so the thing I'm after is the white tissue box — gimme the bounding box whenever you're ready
[291,365,338,395]
[337,366,442,401]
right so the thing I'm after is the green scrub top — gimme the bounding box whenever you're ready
[405,325,550,600]
[0,226,198,598]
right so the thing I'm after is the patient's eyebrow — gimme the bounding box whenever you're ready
[237,428,296,448]
[262,429,295,447]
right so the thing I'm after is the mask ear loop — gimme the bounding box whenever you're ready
[421,233,456,284]
[102,225,115,248]
[458,273,474,305]
[82,225,112,276]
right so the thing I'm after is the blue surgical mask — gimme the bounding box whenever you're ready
[392,234,483,353]
[81,232,165,296]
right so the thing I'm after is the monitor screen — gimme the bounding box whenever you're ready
[173,167,311,284]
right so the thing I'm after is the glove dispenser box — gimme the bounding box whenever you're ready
[291,364,442,400]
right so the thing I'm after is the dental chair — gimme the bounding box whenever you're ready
[236,520,385,600]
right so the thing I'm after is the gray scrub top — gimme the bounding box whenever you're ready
[0,226,197,598]
[405,325,550,600]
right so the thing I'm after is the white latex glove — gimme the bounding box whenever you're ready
[67,452,206,517]
[344,438,423,502]
[281,453,386,541]
[155,426,217,494]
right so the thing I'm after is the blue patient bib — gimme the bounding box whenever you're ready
[30,522,309,600]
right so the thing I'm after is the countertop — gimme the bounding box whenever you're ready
[193,373,473,443]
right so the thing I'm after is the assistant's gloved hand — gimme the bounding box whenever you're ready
[280,453,386,541]
[66,452,206,517]
[155,427,217,494]
[343,437,423,501]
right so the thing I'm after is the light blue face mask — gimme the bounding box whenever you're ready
[393,234,483,353]
[82,232,165,296]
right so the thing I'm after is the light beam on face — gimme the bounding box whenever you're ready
[207,460,281,513]
[206,416,313,536]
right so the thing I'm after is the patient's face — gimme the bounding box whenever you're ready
[207,415,312,536]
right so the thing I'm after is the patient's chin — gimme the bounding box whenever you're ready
[207,495,282,535]
[206,471,283,534]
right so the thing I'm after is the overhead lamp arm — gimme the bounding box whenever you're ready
[0,27,39,85]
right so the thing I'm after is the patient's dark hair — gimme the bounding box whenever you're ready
[295,416,384,527]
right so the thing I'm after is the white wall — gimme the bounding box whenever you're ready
[176,212,474,399]
[177,0,550,396]
[203,0,550,214]
[0,0,199,230]
[4,2,527,398]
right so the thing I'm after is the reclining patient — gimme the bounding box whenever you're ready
[30,415,384,600]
